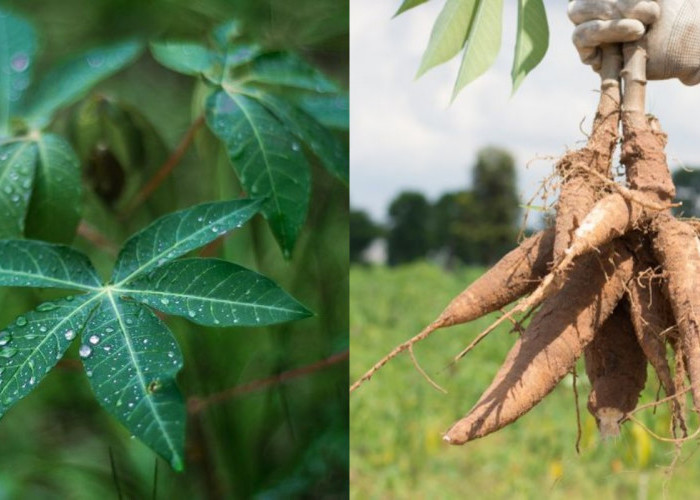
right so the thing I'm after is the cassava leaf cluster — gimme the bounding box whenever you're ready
[150,20,349,257]
[0,7,142,243]
[396,0,549,97]
[0,199,311,470]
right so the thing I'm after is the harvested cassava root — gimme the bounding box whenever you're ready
[352,41,700,447]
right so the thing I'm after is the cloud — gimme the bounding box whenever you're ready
[350,0,700,223]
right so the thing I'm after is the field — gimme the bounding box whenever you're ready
[350,262,700,499]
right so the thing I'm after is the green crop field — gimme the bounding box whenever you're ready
[350,262,700,499]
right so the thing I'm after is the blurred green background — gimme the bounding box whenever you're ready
[0,0,348,498]
[350,262,700,499]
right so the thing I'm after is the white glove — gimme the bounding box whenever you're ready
[569,0,700,85]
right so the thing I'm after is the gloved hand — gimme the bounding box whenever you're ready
[569,0,700,85]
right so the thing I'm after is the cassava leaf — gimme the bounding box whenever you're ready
[243,52,340,93]
[205,91,311,257]
[111,198,263,283]
[81,294,184,470]
[249,92,348,184]
[23,40,142,127]
[394,0,432,17]
[291,92,348,130]
[149,41,220,77]
[211,20,244,49]
[0,8,37,136]
[120,258,311,327]
[511,0,548,93]
[0,294,99,418]
[417,0,477,77]
[0,239,101,291]
[24,133,82,244]
[453,0,503,99]
[0,140,37,238]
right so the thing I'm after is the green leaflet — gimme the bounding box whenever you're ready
[248,91,348,184]
[453,0,503,99]
[81,294,185,471]
[0,239,101,290]
[394,0,432,17]
[24,133,82,244]
[211,20,245,50]
[291,93,349,130]
[23,40,143,128]
[205,91,311,257]
[0,294,99,417]
[0,8,37,137]
[0,141,37,238]
[417,0,477,77]
[244,52,340,93]
[511,0,549,92]
[112,198,263,283]
[120,258,312,327]
[149,41,220,77]
[0,198,310,471]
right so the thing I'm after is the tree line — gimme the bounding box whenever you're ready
[352,148,700,267]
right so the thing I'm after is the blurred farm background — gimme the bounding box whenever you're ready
[0,0,348,498]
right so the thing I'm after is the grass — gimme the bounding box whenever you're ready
[350,261,700,499]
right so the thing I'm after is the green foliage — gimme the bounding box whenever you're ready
[672,168,700,218]
[387,191,432,266]
[350,209,383,263]
[397,0,549,97]
[151,21,348,257]
[0,200,311,470]
[0,6,141,243]
[351,263,700,498]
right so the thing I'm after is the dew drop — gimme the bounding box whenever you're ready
[10,52,29,72]
[188,311,196,318]
[0,331,10,346]
[29,376,35,385]
[291,142,300,152]
[79,345,92,358]
[64,329,76,341]
[0,347,18,359]
[37,303,57,312]
[65,295,74,302]
[105,327,114,333]
[160,298,170,306]
[87,54,104,68]
[39,326,47,333]
[15,316,27,327]
[89,335,100,345]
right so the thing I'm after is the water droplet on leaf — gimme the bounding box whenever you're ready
[79,345,92,358]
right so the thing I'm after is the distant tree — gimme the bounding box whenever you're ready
[673,168,700,218]
[471,147,520,263]
[431,191,481,265]
[350,209,383,263]
[387,191,431,266]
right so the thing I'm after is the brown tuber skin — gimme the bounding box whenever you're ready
[444,244,634,444]
[584,303,647,439]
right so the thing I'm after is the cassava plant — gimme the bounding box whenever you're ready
[0,199,311,470]
[150,21,349,257]
[352,40,700,447]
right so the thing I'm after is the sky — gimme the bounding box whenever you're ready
[350,0,700,224]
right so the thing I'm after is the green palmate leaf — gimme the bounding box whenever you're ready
[211,20,244,49]
[0,141,37,238]
[244,52,340,93]
[417,0,478,77]
[0,239,101,291]
[250,92,348,184]
[511,0,549,93]
[111,198,263,283]
[120,258,311,327]
[23,40,142,127]
[149,41,219,77]
[0,294,99,417]
[291,93,349,130]
[25,133,82,244]
[453,0,503,99]
[0,8,37,136]
[206,91,311,257]
[81,294,184,470]
[395,0,432,17]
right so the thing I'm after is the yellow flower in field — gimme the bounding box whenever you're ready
[548,460,564,481]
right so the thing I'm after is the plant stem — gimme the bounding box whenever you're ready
[77,220,119,257]
[122,115,205,216]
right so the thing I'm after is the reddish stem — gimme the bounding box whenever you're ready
[77,220,119,257]
[187,349,349,414]
[122,115,206,216]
